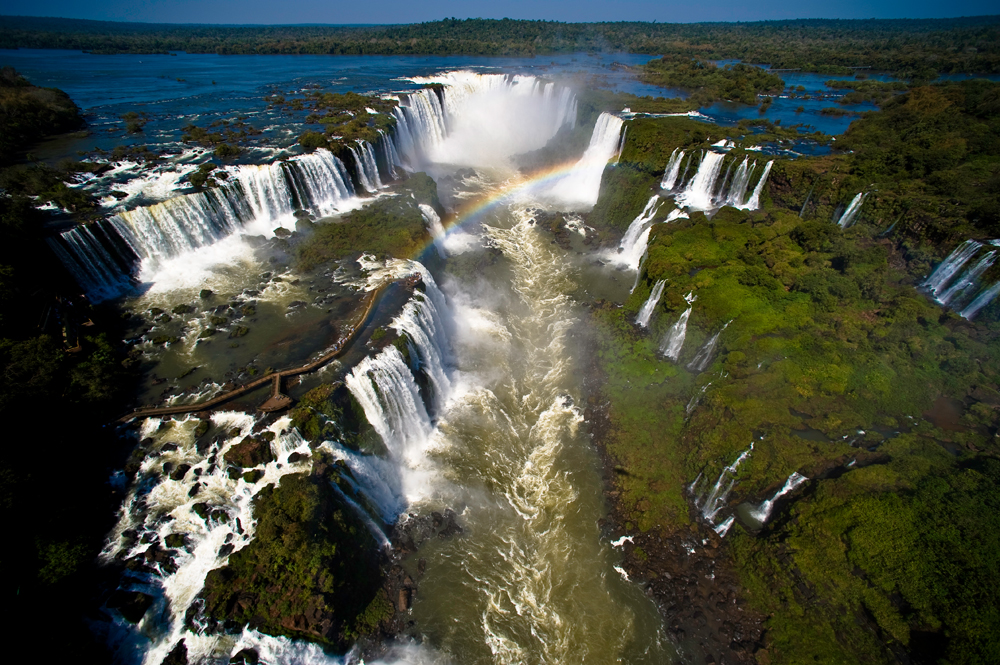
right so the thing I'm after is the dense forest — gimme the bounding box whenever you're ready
[2,15,1000,77]
[583,78,1000,664]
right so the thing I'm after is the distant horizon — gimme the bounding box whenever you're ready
[4,14,1000,27]
[1,0,997,26]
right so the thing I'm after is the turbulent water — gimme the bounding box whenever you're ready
[87,69,674,665]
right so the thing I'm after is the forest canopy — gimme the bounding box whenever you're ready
[1,15,999,78]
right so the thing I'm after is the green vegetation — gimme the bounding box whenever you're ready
[199,472,390,648]
[295,173,438,271]
[0,66,82,163]
[641,56,784,106]
[3,16,999,78]
[589,80,1000,663]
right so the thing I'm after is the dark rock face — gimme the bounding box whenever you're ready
[224,436,274,468]
[105,589,153,624]
[390,508,463,554]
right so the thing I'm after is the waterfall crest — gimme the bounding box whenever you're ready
[394,72,577,168]
[666,150,772,213]
[50,149,357,300]
[540,112,624,209]
[748,472,809,525]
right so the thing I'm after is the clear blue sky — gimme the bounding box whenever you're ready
[1,0,996,25]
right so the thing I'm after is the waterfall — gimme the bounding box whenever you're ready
[420,204,447,258]
[675,151,726,211]
[660,148,685,190]
[46,223,137,300]
[99,414,318,665]
[394,72,577,168]
[614,195,660,269]
[346,346,433,468]
[687,320,731,372]
[938,251,997,306]
[685,382,711,416]
[635,279,666,327]
[743,160,773,210]
[660,307,692,361]
[697,443,754,522]
[350,141,383,193]
[723,159,753,207]
[747,472,808,525]
[925,240,984,297]
[961,282,1000,320]
[541,112,624,209]
[392,88,449,166]
[837,192,867,228]
[51,149,357,300]
[388,276,453,411]
[379,129,401,179]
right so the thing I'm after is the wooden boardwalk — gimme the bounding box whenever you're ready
[118,286,384,423]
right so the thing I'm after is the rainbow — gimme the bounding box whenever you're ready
[412,157,609,258]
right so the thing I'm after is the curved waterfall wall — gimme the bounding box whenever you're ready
[52,73,580,301]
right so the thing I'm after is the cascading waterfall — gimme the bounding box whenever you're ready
[660,148,685,190]
[925,239,983,296]
[343,343,440,521]
[743,160,773,210]
[687,320,731,372]
[541,112,624,209]
[614,195,661,269]
[695,442,754,523]
[723,159,753,207]
[51,149,357,300]
[660,307,692,361]
[100,413,319,665]
[394,72,577,168]
[379,129,401,179]
[961,282,1000,320]
[635,279,667,327]
[351,140,384,192]
[388,277,453,411]
[747,472,808,525]
[837,192,867,228]
[937,250,997,306]
[675,151,725,211]
[420,204,448,258]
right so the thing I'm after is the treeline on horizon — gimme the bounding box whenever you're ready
[2,15,1000,78]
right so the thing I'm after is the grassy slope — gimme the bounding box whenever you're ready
[588,81,1000,663]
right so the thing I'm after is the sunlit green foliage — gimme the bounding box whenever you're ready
[642,57,784,106]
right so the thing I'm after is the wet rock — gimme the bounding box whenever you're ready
[273,227,292,239]
[243,469,264,483]
[287,452,306,464]
[230,648,259,665]
[165,533,187,549]
[161,442,179,452]
[172,304,194,315]
[218,543,235,558]
[288,300,307,309]
[225,436,275,468]
[171,464,192,481]
[193,503,210,520]
[188,482,201,498]
[106,589,154,624]
[162,639,188,665]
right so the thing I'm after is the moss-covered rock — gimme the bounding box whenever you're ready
[198,473,388,649]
